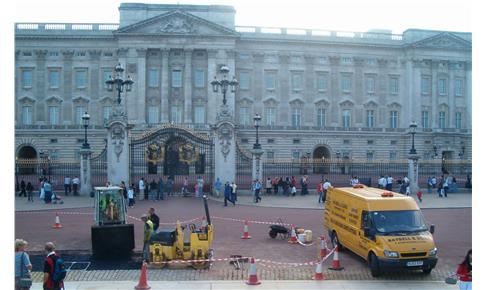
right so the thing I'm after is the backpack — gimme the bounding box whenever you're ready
[51,256,67,282]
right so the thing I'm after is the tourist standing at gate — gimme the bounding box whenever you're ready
[166,176,174,197]
[26,182,34,202]
[223,182,234,206]
[322,179,332,203]
[157,177,164,200]
[386,175,394,191]
[19,180,26,197]
[197,176,204,197]
[317,180,324,203]
[43,179,52,204]
[265,177,272,194]
[127,185,135,208]
[138,177,145,200]
[214,177,222,198]
[182,176,188,196]
[254,179,262,203]
[63,176,71,196]
[72,176,80,196]
[149,179,158,201]
[272,177,279,195]
[231,181,238,202]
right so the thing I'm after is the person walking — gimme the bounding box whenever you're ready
[43,242,63,290]
[317,180,324,203]
[456,249,472,290]
[127,185,135,208]
[72,176,80,196]
[141,215,154,262]
[148,207,160,232]
[149,179,158,201]
[254,179,262,203]
[26,182,34,202]
[63,176,71,196]
[265,177,272,195]
[223,182,234,206]
[43,179,52,204]
[15,239,32,290]
[19,180,27,197]
[214,177,222,198]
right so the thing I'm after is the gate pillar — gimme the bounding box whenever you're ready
[106,109,133,185]
[80,147,92,195]
[213,104,236,185]
[251,148,264,182]
[408,153,420,195]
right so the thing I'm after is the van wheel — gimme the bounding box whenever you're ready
[422,267,433,274]
[368,252,381,277]
[331,231,343,251]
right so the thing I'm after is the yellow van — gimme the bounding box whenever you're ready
[324,185,438,276]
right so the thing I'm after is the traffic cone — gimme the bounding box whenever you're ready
[329,247,344,271]
[319,236,328,259]
[134,261,151,290]
[52,212,62,229]
[246,257,261,285]
[288,224,298,244]
[312,261,325,280]
[241,220,251,239]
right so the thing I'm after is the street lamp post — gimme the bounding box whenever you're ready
[211,66,238,106]
[82,112,90,149]
[253,113,261,149]
[105,63,133,106]
[409,121,418,155]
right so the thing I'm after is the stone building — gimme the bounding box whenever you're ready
[15,3,471,164]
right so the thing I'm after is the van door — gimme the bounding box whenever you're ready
[358,210,374,259]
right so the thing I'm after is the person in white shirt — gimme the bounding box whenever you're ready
[64,176,71,196]
[127,185,135,207]
[386,175,394,191]
[138,178,145,201]
[322,179,332,202]
[72,176,80,195]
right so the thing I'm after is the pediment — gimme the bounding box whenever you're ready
[289,97,305,106]
[410,32,471,50]
[262,96,279,105]
[339,100,354,107]
[387,102,401,109]
[314,98,330,107]
[72,96,90,104]
[45,96,63,104]
[363,100,379,108]
[18,96,36,104]
[115,10,238,37]
[99,96,115,104]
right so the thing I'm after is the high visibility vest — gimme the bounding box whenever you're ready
[144,220,154,242]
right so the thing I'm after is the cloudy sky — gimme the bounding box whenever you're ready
[14,0,471,34]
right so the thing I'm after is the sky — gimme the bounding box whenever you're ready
[13,0,472,34]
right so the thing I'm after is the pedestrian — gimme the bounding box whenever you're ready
[272,177,279,195]
[231,181,238,202]
[283,177,290,196]
[197,176,204,197]
[15,238,32,290]
[166,177,173,197]
[443,176,450,197]
[149,179,158,201]
[300,175,309,195]
[141,214,153,262]
[465,174,472,189]
[322,179,331,203]
[417,190,423,202]
[431,176,437,192]
[214,177,222,198]
[386,175,394,191]
[316,180,323,203]
[39,177,45,200]
[438,175,444,197]
[43,242,64,290]
[265,177,272,194]
[223,182,234,206]
[72,176,80,195]
[158,177,164,200]
[290,184,297,196]
[43,179,52,204]
[254,179,262,203]
[456,249,472,290]
[181,176,188,196]
[19,180,26,197]
[26,182,34,202]
[194,182,199,197]
[138,177,145,201]
[120,181,127,200]
[127,185,135,208]
[148,207,160,232]
[63,176,71,196]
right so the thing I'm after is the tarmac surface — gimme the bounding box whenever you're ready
[15,189,471,285]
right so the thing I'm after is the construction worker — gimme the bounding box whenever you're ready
[141,214,154,262]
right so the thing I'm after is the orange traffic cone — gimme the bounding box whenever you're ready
[246,257,261,285]
[241,220,251,239]
[329,247,344,271]
[319,236,328,259]
[52,212,62,229]
[134,261,151,290]
[288,224,298,244]
[312,261,325,280]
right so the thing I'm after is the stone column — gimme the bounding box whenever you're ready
[161,48,169,123]
[184,49,193,123]
[408,154,420,195]
[213,118,236,186]
[80,147,92,195]
[329,56,340,126]
[106,113,132,185]
[207,49,218,123]
[136,48,147,125]
[251,148,264,182]
[465,61,472,129]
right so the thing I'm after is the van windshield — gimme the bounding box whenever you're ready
[371,210,427,235]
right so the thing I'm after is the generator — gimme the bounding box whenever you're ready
[91,186,134,258]
[149,195,214,269]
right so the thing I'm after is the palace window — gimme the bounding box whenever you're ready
[455,112,462,129]
[170,105,182,123]
[239,72,250,90]
[48,70,60,88]
[421,76,431,95]
[194,106,205,124]
[366,76,375,94]
[48,106,59,125]
[422,111,429,128]
[438,78,447,95]
[148,69,159,88]
[317,108,326,127]
[75,70,87,88]
[317,74,327,92]
[292,73,302,91]
[265,107,276,126]
[148,106,159,124]
[171,70,182,88]
[194,69,205,88]
[103,106,112,122]
[265,73,276,90]
[439,111,446,129]
[455,79,464,96]
[291,108,301,127]
[239,107,250,125]
[74,106,86,125]
[21,70,33,88]
[341,74,352,92]
[342,109,351,128]
[366,110,375,128]
[22,106,33,125]
[389,76,399,94]
[390,111,398,128]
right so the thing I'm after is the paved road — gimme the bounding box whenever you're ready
[15,192,471,282]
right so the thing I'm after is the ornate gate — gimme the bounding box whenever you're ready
[130,125,214,191]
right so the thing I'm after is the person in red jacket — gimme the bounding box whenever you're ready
[456,249,472,290]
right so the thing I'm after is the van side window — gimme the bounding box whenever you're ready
[361,211,371,229]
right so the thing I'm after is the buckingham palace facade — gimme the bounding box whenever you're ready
[15,3,471,163]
